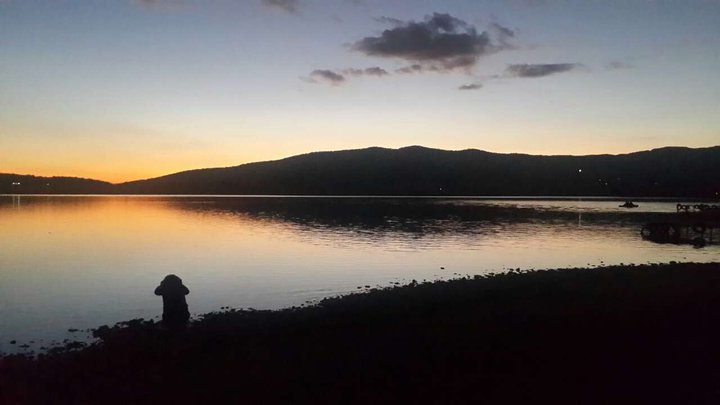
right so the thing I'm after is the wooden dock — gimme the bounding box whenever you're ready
[641,204,719,246]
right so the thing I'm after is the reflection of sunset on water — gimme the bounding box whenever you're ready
[0,196,716,352]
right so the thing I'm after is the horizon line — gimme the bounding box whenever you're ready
[2,144,718,185]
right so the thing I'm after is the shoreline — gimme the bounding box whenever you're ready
[3,194,720,201]
[3,262,720,403]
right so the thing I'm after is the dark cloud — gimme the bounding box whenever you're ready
[363,66,389,76]
[308,70,345,85]
[395,57,480,74]
[343,67,389,77]
[306,67,388,85]
[458,83,483,90]
[506,63,580,78]
[489,23,515,47]
[353,13,500,71]
[261,0,299,13]
[490,23,515,39]
[395,64,425,74]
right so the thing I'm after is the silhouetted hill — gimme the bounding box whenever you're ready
[0,174,113,194]
[3,146,719,197]
[116,146,720,197]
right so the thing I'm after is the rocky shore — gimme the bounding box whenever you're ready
[2,262,720,404]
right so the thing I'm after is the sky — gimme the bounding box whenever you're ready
[1,0,719,183]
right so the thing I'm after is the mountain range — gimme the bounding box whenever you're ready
[2,146,719,197]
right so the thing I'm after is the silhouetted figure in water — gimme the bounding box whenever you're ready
[619,201,638,208]
[154,274,190,328]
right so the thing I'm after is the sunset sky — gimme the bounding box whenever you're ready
[1,0,719,183]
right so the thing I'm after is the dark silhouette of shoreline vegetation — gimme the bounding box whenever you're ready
[2,145,719,197]
[0,174,113,194]
[2,262,720,404]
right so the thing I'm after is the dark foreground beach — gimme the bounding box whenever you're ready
[2,262,720,404]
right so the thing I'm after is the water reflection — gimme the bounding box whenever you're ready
[158,197,682,250]
[0,195,711,255]
[0,196,716,354]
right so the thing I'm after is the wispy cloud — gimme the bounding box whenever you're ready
[307,69,345,85]
[395,64,425,74]
[343,67,389,77]
[488,22,515,48]
[305,67,389,86]
[261,0,299,13]
[373,16,405,26]
[505,63,581,78]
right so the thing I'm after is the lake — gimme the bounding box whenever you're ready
[0,195,717,354]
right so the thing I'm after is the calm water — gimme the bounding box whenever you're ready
[0,195,717,354]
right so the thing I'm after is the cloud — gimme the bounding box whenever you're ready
[458,83,483,90]
[261,0,299,13]
[364,67,389,76]
[373,16,405,26]
[489,23,515,48]
[308,70,345,85]
[353,13,505,72]
[343,67,389,77]
[305,67,389,86]
[505,63,580,78]
[395,64,425,74]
